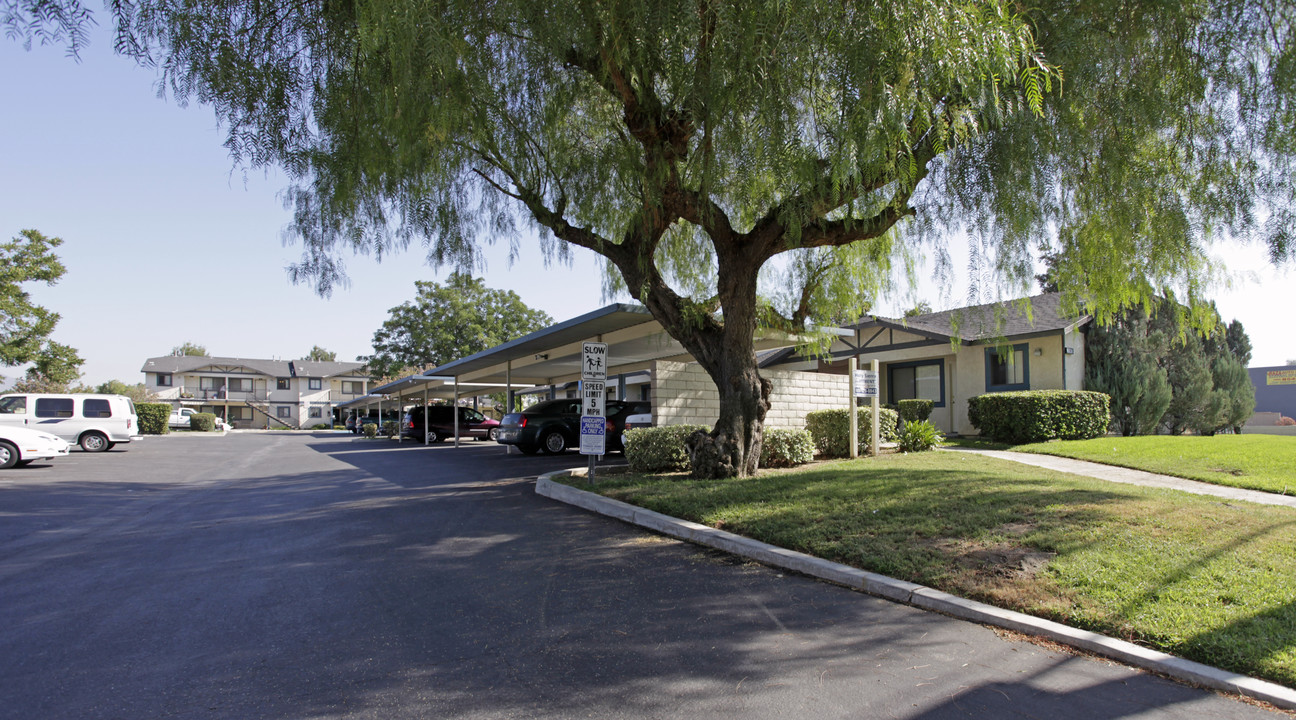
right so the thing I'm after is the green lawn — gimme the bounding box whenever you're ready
[1012,435,1296,495]
[573,452,1296,689]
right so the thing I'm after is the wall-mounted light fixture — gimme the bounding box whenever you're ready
[1064,347,1075,355]
[534,353,549,361]
[1033,348,1043,357]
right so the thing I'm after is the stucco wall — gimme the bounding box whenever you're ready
[652,360,850,430]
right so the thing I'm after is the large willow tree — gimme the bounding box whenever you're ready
[7,0,1293,476]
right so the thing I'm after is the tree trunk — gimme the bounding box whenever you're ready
[685,350,773,478]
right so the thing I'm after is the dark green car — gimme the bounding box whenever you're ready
[496,398,649,454]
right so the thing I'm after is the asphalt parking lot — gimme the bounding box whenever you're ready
[0,432,1285,719]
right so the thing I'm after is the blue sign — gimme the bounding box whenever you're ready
[580,416,606,455]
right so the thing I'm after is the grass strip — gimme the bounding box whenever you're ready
[1013,435,1296,496]
[572,451,1296,689]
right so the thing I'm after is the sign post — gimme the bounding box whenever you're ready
[870,359,880,457]
[581,341,608,483]
[849,358,859,459]
[852,363,879,457]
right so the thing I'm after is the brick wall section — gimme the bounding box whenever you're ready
[652,360,850,429]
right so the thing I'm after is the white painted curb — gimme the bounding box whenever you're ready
[536,471,1296,711]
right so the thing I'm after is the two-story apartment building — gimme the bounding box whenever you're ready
[141,356,372,429]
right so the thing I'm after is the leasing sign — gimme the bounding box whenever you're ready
[1267,370,1296,386]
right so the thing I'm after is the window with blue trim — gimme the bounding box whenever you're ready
[888,359,945,407]
[985,344,1030,391]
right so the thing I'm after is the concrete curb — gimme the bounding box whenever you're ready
[536,471,1296,711]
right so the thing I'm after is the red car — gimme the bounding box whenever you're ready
[402,406,500,442]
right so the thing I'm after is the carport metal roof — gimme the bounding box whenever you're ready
[420,303,807,386]
[337,375,529,411]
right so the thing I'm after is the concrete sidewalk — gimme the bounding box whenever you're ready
[944,447,1296,509]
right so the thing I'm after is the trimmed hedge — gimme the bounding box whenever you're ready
[624,424,710,473]
[136,402,171,435]
[804,407,899,457]
[759,428,815,468]
[190,412,217,432]
[382,420,399,437]
[362,422,379,438]
[897,399,934,424]
[967,390,1111,444]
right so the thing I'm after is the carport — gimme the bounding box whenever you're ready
[418,303,807,440]
[338,375,528,447]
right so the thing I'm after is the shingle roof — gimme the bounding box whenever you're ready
[140,356,368,378]
[856,293,1091,342]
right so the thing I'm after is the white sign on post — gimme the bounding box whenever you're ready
[853,369,878,398]
[582,341,608,382]
[582,380,606,418]
[581,341,609,458]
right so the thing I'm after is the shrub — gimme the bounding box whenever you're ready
[136,402,170,435]
[624,424,710,473]
[804,407,900,457]
[189,413,217,432]
[312,423,331,430]
[1278,416,1296,427]
[897,420,944,452]
[759,428,815,468]
[897,399,934,424]
[362,422,379,438]
[967,390,1110,444]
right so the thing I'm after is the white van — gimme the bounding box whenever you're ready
[0,393,142,452]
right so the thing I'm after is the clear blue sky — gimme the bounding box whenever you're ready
[1,23,1290,388]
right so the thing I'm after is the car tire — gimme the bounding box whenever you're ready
[426,429,440,443]
[541,430,567,454]
[0,441,17,469]
[79,432,109,452]
[14,459,33,467]
[488,428,499,442]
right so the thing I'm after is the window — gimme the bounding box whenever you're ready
[341,381,363,394]
[308,407,323,418]
[888,360,945,407]
[35,398,74,418]
[157,373,172,387]
[308,378,322,390]
[276,406,292,418]
[82,399,112,418]
[985,344,1030,391]
[227,378,252,393]
[228,407,253,421]
[0,396,27,414]
[199,377,225,391]
[277,377,291,390]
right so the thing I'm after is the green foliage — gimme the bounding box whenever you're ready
[362,422,378,438]
[1084,305,1173,436]
[362,275,552,380]
[312,423,332,430]
[171,342,207,357]
[381,420,398,437]
[897,399,934,424]
[897,420,944,453]
[302,346,337,362]
[18,0,1292,476]
[0,229,83,384]
[189,412,217,432]
[624,425,710,473]
[94,379,152,402]
[968,391,1110,444]
[135,402,171,435]
[758,428,815,469]
[804,408,900,457]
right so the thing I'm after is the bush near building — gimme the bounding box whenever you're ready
[804,408,899,457]
[968,390,1110,444]
[136,403,170,435]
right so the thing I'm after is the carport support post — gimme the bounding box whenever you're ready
[453,376,460,448]
[423,387,429,446]
[849,357,859,459]
[871,359,880,457]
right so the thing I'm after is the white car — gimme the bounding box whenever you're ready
[623,412,653,431]
[168,407,231,432]
[0,425,72,469]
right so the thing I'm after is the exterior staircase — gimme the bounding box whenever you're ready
[245,399,299,429]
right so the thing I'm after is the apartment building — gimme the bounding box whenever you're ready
[141,355,372,429]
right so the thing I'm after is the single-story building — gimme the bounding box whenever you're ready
[761,293,1091,435]
[1247,366,1296,422]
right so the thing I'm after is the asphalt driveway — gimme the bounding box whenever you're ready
[0,433,1284,718]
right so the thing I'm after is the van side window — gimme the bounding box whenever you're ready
[83,399,113,418]
[0,396,27,414]
[36,398,75,418]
